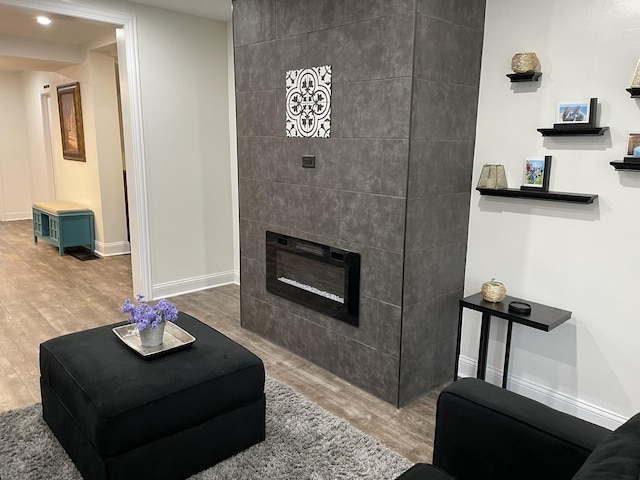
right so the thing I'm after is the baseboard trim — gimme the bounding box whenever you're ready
[5,212,31,221]
[152,271,236,299]
[457,355,627,431]
[94,240,131,257]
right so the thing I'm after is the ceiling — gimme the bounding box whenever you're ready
[0,0,232,72]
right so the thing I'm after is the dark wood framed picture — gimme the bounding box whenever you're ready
[57,82,86,162]
[521,155,552,192]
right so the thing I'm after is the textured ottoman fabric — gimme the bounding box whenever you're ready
[40,312,266,480]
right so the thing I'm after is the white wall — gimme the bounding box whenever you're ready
[465,0,640,428]
[0,72,33,220]
[134,6,235,294]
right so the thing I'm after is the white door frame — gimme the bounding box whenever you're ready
[0,0,152,297]
[39,90,57,200]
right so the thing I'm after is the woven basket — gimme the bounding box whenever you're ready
[481,279,506,303]
[511,52,539,74]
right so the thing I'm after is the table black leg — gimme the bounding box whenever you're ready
[502,320,514,388]
[454,305,464,381]
[476,312,491,380]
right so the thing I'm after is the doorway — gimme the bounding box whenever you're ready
[0,0,151,297]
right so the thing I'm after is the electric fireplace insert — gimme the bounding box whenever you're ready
[265,231,360,326]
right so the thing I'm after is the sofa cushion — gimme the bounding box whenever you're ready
[572,413,640,479]
[395,463,456,480]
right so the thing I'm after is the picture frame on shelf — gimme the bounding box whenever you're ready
[624,132,640,163]
[521,155,551,191]
[554,98,597,128]
[56,82,86,162]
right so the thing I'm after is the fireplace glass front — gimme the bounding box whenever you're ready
[265,231,360,326]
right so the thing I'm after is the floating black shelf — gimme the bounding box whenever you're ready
[506,72,542,82]
[610,161,640,171]
[537,127,609,136]
[626,87,640,98]
[477,188,598,204]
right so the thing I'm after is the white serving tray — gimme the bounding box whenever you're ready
[112,322,196,359]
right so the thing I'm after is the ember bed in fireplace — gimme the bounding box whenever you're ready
[266,231,360,326]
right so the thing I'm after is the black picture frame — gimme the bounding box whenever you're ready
[521,155,552,192]
[57,82,86,162]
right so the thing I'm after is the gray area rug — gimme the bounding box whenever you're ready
[0,377,413,479]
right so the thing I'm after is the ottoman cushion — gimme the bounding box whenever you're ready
[40,312,265,458]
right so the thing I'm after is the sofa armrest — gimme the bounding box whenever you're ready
[433,378,610,480]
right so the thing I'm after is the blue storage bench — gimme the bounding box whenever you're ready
[32,201,95,256]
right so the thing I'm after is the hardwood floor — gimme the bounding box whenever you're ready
[0,219,439,464]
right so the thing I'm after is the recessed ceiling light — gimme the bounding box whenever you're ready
[36,16,52,25]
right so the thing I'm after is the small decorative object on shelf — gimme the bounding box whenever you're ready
[511,52,539,73]
[521,155,551,192]
[477,164,508,189]
[538,98,608,136]
[122,294,179,347]
[481,278,507,303]
[628,59,640,97]
[508,301,532,314]
[611,132,640,170]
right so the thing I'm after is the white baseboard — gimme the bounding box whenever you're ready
[152,270,237,299]
[5,212,31,221]
[457,355,627,431]
[233,269,240,285]
[94,240,131,257]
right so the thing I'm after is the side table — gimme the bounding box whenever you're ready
[455,292,572,388]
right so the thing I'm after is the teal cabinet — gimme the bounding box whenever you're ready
[32,202,95,256]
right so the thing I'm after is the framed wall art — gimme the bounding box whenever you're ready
[625,132,640,158]
[57,82,86,162]
[555,98,597,128]
[521,155,552,191]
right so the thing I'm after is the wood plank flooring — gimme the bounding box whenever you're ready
[0,219,439,464]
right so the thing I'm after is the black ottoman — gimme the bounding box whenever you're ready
[40,312,265,480]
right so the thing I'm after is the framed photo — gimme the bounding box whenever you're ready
[632,59,640,87]
[57,82,86,162]
[521,155,552,191]
[625,133,640,161]
[555,98,595,126]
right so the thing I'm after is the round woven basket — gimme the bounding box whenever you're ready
[481,279,506,303]
[511,52,539,73]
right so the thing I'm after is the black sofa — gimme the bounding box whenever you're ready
[397,378,640,480]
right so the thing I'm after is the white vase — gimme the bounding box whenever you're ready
[139,321,166,347]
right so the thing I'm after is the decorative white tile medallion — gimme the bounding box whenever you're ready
[286,65,331,138]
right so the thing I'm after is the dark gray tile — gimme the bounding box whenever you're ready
[239,255,265,299]
[235,37,308,92]
[402,247,438,306]
[233,0,276,46]
[304,139,408,195]
[411,80,480,141]
[240,294,289,345]
[236,136,254,179]
[434,241,467,295]
[417,0,486,31]
[339,192,406,251]
[376,300,402,357]
[360,247,403,306]
[275,0,347,36]
[334,79,412,139]
[284,311,340,372]
[250,136,310,184]
[405,196,438,253]
[337,337,400,405]
[344,0,416,23]
[398,337,438,406]
[436,192,471,246]
[414,15,484,86]
[239,218,267,261]
[236,90,279,137]
[308,14,414,83]
[434,289,463,341]
[408,140,475,197]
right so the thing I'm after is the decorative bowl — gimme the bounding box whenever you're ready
[511,52,539,73]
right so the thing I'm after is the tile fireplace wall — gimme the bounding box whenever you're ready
[233,0,485,406]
